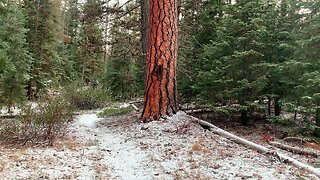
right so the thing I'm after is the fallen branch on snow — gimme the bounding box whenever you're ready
[130,104,139,111]
[283,137,307,144]
[184,108,215,114]
[269,141,319,158]
[187,114,320,177]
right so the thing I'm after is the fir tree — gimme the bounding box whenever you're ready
[0,0,31,111]
[24,0,65,99]
[104,1,143,99]
[78,0,104,85]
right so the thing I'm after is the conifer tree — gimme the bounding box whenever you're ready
[25,0,65,98]
[141,0,178,122]
[295,0,320,125]
[104,1,143,99]
[0,0,31,111]
[62,0,81,81]
[78,0,104,85]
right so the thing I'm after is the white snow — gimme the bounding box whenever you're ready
[0,107,319,179]
[76,113,104,127]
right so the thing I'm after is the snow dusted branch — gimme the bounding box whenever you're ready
[187,114,320,178]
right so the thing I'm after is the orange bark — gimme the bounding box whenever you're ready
[141,0,178,122]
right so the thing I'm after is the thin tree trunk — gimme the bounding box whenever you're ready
[294,102,298,121]
[267,95,271,116]
[141,0,178,122]
[274,96,282,116]
[241,108,249,126]
[316,107,320,126]
[140,0,149,75]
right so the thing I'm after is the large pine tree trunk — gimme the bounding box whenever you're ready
[141,0,178,122]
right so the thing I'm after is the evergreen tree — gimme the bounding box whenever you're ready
[62,0,81,81]
[25,0,65,99]
[78,0,104,85]
[178,0,206,100]
[294,0,320,125]
[0,0,31,111]
[104,1,143,99]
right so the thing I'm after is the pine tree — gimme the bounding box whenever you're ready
[104,1,143,99]
[78,0,104,85]
[0,0,31,111]
[62,0,81,81]
[25,0,65,99]
[294,0,320,125]
[141,0,178,122]
[178,0,206,100]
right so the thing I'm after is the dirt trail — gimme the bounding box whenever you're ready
[0,111,318,179]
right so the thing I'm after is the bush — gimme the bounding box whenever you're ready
[0,97,74,147]
[267,116,295,127]
[64,85,110,110]
[97,106,133,118]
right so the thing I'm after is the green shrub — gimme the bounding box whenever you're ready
[0,97,74,146]
[64,85,110,110]
[267,116,295,127]
[97,106,133,118]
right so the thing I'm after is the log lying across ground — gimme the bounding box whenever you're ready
[187,114,320,178]
[269,141,319,158]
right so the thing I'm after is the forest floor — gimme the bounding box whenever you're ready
[0,105,319,179]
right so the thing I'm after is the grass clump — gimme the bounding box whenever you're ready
[0,97,74,147]
[98,106,133,118]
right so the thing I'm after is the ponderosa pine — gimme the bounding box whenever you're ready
[141,0,178,122]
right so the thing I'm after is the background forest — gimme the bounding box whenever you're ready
[0,0,319,137]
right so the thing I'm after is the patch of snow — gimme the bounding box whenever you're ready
[0,102,38,115]
[76,113,104,127]
[119,103,130,108]
[0,106,319,179]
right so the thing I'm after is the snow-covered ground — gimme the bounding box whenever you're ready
[0,110,319,179]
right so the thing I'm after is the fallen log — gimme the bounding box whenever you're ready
[269,141,319,158]
[187,114,320,177]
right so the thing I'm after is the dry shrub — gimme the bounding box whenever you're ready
[191,138,204,152]
[0,97,74,147]
[191,138,210,153]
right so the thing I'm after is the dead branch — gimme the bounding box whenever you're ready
[184,108,215,114]
[186,113,320,177]
[269,141,319,158]
[128,99,144,104]
[130,104,139,111]
[283,137,307,144]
